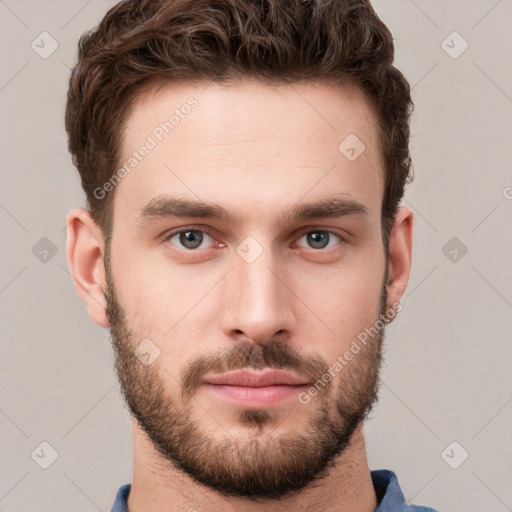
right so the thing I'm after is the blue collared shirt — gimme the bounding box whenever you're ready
[110,469,440,511]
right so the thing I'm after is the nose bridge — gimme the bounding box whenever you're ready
[222,237,294,343]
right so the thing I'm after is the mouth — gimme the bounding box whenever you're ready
[201,369,310,409]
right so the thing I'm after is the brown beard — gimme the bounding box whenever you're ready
[104,255,387,500]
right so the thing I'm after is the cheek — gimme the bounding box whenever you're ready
[300,251,384,362]
[112,242,187,317]
[112,233,235,365]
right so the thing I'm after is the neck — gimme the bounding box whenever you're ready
[126,421,377,512]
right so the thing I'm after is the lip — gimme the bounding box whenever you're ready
[201,369,310,409]
[202,369,310,387]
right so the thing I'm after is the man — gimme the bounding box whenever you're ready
[64,0,440,510]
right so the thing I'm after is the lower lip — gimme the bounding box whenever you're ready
[202,383,308,409]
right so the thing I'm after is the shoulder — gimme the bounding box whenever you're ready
[371,469,442,512]
[405,506,441,512]
[110,483,131,512]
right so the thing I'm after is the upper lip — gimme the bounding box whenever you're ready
[202,369,310,387]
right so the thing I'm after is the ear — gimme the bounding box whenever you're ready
[65,208,109,328]
[386,206,413,309]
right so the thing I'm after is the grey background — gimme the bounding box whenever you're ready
[0,1,511,511]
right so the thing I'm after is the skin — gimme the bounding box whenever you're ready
[66,78,413,511]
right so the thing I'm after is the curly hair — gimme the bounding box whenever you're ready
[65,0,414,253]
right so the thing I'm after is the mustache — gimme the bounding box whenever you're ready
[181,340,329,400]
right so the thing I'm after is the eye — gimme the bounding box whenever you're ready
[166,228,216,250]
[295,230,343,250]
[164,227,344,253]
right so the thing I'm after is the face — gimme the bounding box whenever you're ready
[104,79,392,499]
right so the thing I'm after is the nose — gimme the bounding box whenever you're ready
[220,242,296,346]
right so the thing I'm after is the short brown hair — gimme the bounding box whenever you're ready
[65,0,414,253]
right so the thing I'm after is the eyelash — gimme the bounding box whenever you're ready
[164,226,221,250]
[163,226,345,252]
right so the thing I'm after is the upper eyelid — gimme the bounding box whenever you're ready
[294,226,346,239]
[164,226,218,248]
[165,226,216,239]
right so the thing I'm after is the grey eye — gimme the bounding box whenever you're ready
[169,230,213,250]
[297,231,341,250]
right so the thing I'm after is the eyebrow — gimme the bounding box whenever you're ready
[136,194,369,227]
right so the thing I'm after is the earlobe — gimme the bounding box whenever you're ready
[66,208,110,328]
[386,206,414,309]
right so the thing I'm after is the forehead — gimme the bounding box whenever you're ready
[114,78,384,224]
